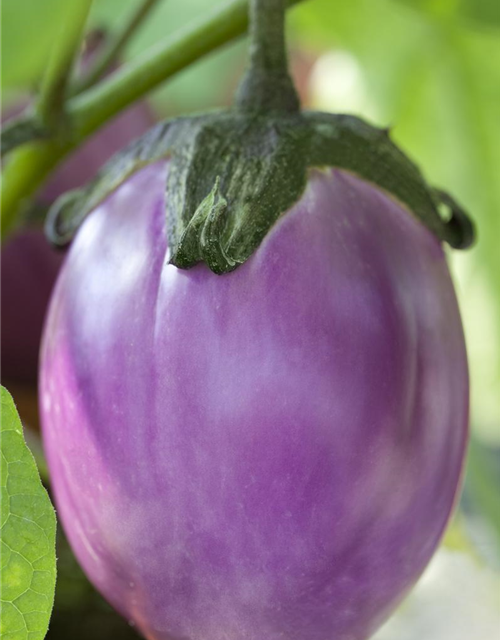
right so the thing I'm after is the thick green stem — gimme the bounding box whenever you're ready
[1,141,68,235]
[236,0,299,113]
[249,0,289,72]
[1,0,304,240]
[1,115,49,158]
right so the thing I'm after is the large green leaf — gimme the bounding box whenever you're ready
[0,387,56,640]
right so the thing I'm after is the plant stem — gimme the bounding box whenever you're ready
[0,115,49,158]
[72,0,162,96]
[1,0,303,240]
[249,0,289,74]
[36,0,94,128]
[1,142,67,235]
[236,0,299,113]
[70,0,252,135]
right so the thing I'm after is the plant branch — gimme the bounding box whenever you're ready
[36,0,94,128]
[72,0,162,96]
[1,0,304,240]
[0,114,50,158]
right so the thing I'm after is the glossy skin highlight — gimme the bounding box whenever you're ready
[40,162,468,640]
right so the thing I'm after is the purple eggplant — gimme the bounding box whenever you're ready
[40,161,468,640]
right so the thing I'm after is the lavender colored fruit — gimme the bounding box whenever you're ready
[40,161,468,640]
[1,103,154,383]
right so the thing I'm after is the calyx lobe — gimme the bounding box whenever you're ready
[46,110,474,273]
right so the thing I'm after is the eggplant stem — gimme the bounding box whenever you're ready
[235,0,300,113]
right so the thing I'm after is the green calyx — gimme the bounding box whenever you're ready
[45,0,474,273]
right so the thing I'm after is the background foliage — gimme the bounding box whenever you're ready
[1,0,499,638]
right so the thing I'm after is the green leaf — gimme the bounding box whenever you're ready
[387,25,500,307]
[466,437,500,545]
[0,386,56,640]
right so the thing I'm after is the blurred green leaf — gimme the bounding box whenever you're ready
[390,24,500,305]
[1,0,68,92]
[1,0,246,113]
[466,437,500,545]
[292,0,500,319]
[396,0,500,28]
[0,386,57,640]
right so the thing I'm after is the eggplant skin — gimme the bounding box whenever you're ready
[40,161,468,640]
